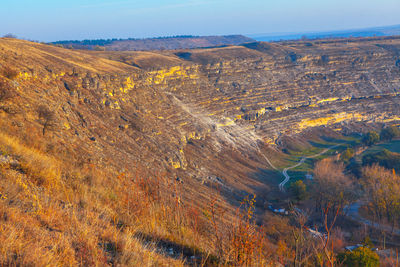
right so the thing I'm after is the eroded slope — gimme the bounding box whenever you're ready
[2,36,400,207]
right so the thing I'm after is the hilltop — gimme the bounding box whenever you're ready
[50,35,255,51]
[252,24,400,42]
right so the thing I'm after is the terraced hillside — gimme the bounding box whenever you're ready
[1,36,400,265]
[3,36,400,201]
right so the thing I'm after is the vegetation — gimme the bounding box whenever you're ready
[50,35,253,51]
[340,147,355,163]
[2,33,17,39]
[290,180,307,201]
[37,105,58,136]
[0,123,279,265]
[337,247,379,267]
[362,148,400,172]
[380,125,400,141]
[2,36,400,266]
[51,35,201,46]
[362,165,400,230]
[0,128,204,265]
[0,79,16,102]
[1,66,19,80]
[312,159,355,220]
[0,117,397,266]
[362,131,380,146]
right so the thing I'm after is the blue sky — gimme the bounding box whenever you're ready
[1,0,399,42]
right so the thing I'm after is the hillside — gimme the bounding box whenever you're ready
[1,36,400,265]
[253,24,400,42]
[51,35,255,51]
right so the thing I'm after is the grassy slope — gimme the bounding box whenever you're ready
[0,121,191,265]
[0,38,274,266]
[281,135,360,183]
[362,139,400,154]
[2,37,393,265]
[0,38,199,266]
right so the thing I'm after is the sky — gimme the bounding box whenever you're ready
[1,0,400,42]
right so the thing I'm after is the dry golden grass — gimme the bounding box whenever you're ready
[0,39,281,266]
[0,130,189,266]
[0,38,138,74]
[0,124,277,266]
[0,132,62,189]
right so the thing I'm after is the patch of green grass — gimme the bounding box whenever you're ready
[253,169,283,185]
[281,141,356,189]
[369,139,400,153]
[263,135,362,191]
[278,135,363,190]
[288,146,323,157]
[287,170,307,179]
[359,139,400,162]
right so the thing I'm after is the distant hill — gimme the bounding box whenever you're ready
[251,24,400,42]
[50,35,255,51]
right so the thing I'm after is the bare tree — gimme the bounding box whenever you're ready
[313,159,355,221]
[320,205,340,267]
[37,105,58,136]
[292,209,316,266]
[362,165,400,234]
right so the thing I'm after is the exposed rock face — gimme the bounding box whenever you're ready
[1,36,400,203]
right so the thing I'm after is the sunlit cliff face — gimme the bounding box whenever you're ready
[2,37,400,196]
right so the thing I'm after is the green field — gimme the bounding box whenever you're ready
[259,134,362,190]
[282,136,360,183]
[363,139,400,155]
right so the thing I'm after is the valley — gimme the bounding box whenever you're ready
[1,35,400,265]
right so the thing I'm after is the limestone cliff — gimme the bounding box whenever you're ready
[1,36,400,205]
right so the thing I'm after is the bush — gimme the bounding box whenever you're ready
[0,80,16,101]
[1,66,19,80]
[362,149,400,172]
[380,126,400,141]
[346,161,362,178]
[37,105,58,135]
[337,247,379,267]
[340,147,355,162]
[290,180,307,201]
[362,131,380,146]
[93,45,106,51]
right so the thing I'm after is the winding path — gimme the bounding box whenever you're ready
[278,144,342,192]
[261,142,400,236]
[260,153,278,171]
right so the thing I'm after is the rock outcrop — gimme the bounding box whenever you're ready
[1,36,400,204]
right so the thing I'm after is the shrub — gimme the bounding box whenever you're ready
[1,66,19,80]
[290,180,307,201]
[362,149,400,172]
[37,105,58,136]
[362,131,380,146]
[340,147,355,162]
[380,126,400,141]
[337,247,379,267]
[0,80,16,101]
[93,45,106,51]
